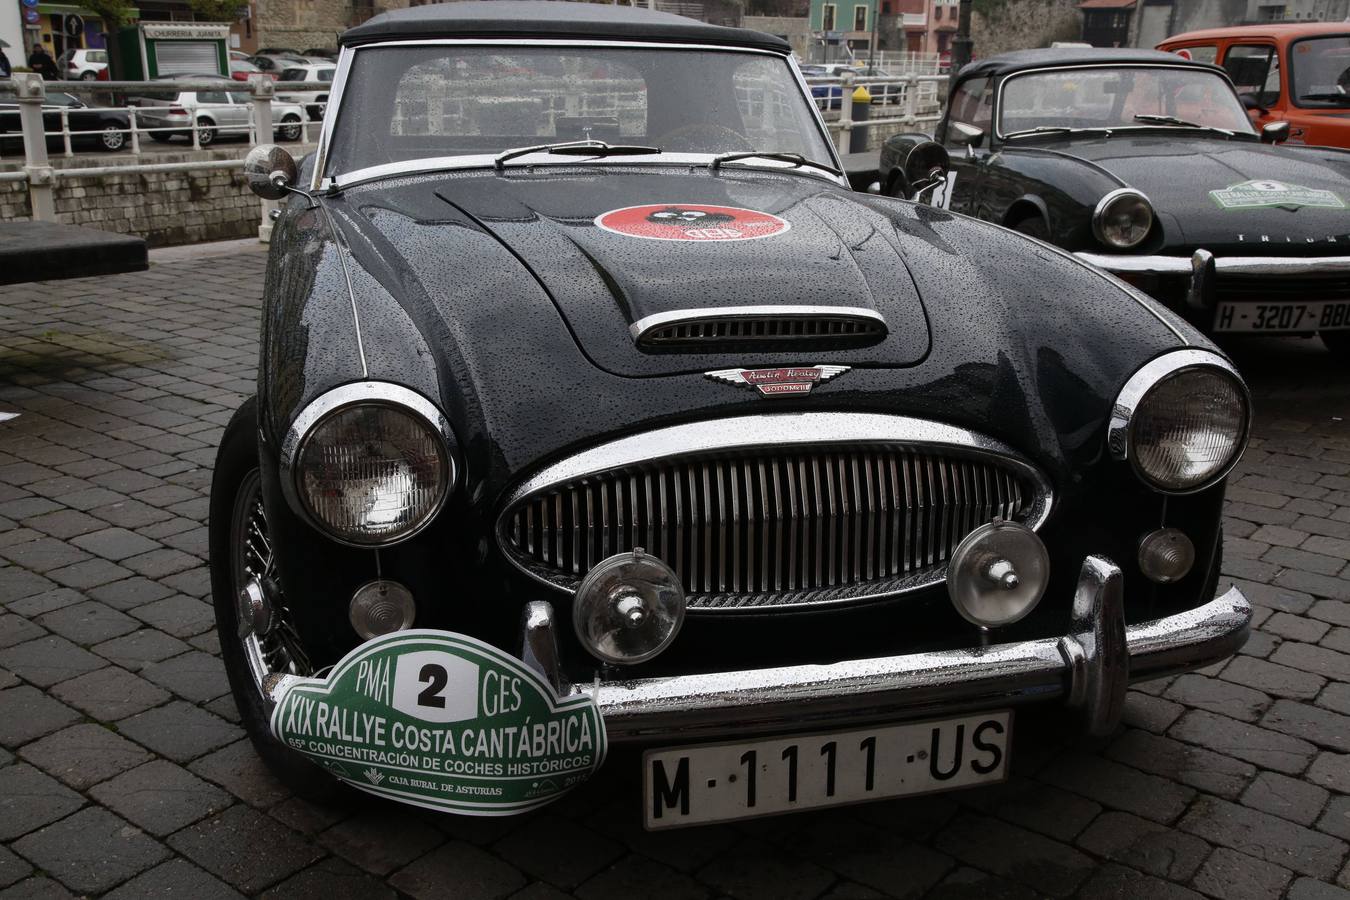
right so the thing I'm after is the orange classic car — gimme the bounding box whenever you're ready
[1159,22,1350,149]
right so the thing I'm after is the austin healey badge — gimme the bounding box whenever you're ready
[705,365,850,397]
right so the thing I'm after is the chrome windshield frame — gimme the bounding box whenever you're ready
[314,37,845,192]
[993,62,1259,143]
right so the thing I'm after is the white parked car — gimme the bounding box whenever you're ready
[57,48,108,81]
[130,80,306,146]
[276,63,335,120]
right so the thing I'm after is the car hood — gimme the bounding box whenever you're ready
[1025,134,1350,253]
[417,166,933,376]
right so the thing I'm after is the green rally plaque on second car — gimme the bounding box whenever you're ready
[270,630,607,815]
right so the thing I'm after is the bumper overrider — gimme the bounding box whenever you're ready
[1075,250,1350,310]
[266,555,1250,742]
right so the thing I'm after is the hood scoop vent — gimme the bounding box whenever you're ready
[631,306,888,351]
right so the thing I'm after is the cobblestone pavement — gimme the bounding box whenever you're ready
[2,248,1350,900]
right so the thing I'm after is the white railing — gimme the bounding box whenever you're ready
[0,73,327,235]
[804,72,947,152]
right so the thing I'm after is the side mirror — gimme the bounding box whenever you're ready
[903,140,951,199]
[948,121,986,149]
[244,143,299,200]
[1261,120,1291,144]
[1239,92,1266,113]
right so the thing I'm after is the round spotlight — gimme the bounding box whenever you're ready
[573,549,685,665]
[1138,528,1195,583]
[947,521,1050,628]
[349,579,416,639]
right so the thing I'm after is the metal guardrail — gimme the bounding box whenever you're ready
[0,73,326,236]
[804,72,948,152]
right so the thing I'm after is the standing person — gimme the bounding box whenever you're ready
[0,42,12,77]
[28,44,58,79]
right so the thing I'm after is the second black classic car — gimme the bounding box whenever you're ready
[881,48,1350,356]
[0,90,130,152]
[214,3,1251,828]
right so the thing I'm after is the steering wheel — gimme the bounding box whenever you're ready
[656,122,755,154]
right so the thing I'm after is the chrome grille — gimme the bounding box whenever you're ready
[631,306,887,349]
[501,443,1042,611]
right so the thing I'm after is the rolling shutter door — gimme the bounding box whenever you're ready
[155,42,219,75]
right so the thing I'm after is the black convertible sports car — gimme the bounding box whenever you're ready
[880,48,1350,355]
[215,3,1251,828]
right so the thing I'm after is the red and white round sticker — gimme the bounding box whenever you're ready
[594,204,791,242]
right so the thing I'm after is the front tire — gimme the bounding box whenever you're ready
[99,124,125,152]
[277,115,302,142]
[210,398,336,799]
[195,117,216,147]
[1321,330,1350,357]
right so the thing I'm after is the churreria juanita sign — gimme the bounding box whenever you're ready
[270,630,606,815]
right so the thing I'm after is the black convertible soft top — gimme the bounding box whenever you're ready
[340,0,791,53]
[958,47,1227,81]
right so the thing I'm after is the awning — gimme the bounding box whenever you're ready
[1077,0,1136,7]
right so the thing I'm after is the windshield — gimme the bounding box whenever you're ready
[1000,66,1255,136]
[325,45,833,177]
[1290,36,1350,107]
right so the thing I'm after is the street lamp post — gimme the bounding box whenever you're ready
[949,0,973,90]
[868,0,878,69]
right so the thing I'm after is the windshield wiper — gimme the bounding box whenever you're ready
[1002,125,1112,140]
[1132,114,1236,136]
[493,140,662,170]
[710,150,842,176]
[1298,92,1350,104]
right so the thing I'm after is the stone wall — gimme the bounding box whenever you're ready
[0,147,314,247]
[971,0,1083,56]
[742,14,814,56]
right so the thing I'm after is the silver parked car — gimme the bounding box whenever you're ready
[130,80,305,146]
[276,63,335,120]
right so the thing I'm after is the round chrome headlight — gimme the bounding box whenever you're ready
[1109,352,1250,494]
[1093,189,1153,250]
[284,384,454,546]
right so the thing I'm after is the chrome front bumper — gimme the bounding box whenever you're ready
[524,555,1250,742]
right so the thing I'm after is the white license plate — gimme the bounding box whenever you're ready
[643,711,1011,829]
[1214,300,1350,333]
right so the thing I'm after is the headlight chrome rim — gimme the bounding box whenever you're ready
[1092,188,1154,250]
[280,382,456,547]
[1107,350,1250,495]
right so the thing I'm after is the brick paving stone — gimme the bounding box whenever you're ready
[925,866,1039,900]
[0,615,45,650]
[0,686,80,748]
[0,537,90,574]
[129,595,216,638]
[1122,691,1187,734]
[1229,579,1315,614]
[574,855,707,900]
[1273,643,1350,682]
[1327,628,1350,655]
[45,557,133,590]
[787,815,955,896]
[492,815,624,890]
[1222,655,1327,701]
[5,589,83,619]
[37,600,139,645]
[1242,771,1332,826]
[1289,877,1350,900]
[117,701,241,763]
[389,840,528,900]
[89,759,232,836]
[1178,796,1348,879]
[1262,699,1350,753]
[123,548,200,579]
[91,628,191,670]
[1076,811,1210,881]
[266,796,352,836]
[0,846,32,890]
[1311,601,1350,628]
[1323,683,1350,716]
[1254,525,1312,548]
[88,499,171,529]
[168,804,324,894]
[49,664,170,720]
[1306,535,1350,560]
[0,763,85,841]
[1190,847,1293,900]
[11,806,169,894]
[87,576,176,611]
[69,527,161,561]
[1321,796,1350,841]
[0,875,78,899]
[187,739,291,808]
[1275,570,1350,602]
[1042,753,1194,823]
[963,778,1101,842]
[188,629,221,656]
[1169,710,1317,775]
[103,859,244,900]
[932,813,1094,897]
[1309,752,1350,794]
[693,838,836,900]
[22,509,103,540]
[317,808,447,877]
[141,650,229,703]
[259,858,397,900]
[1164,673,1273,723]
[0,569,57,608]
[17,723,153,790]
[1265,611,1333,644]
[1076,864,1206,900]
[159,566,210,598]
